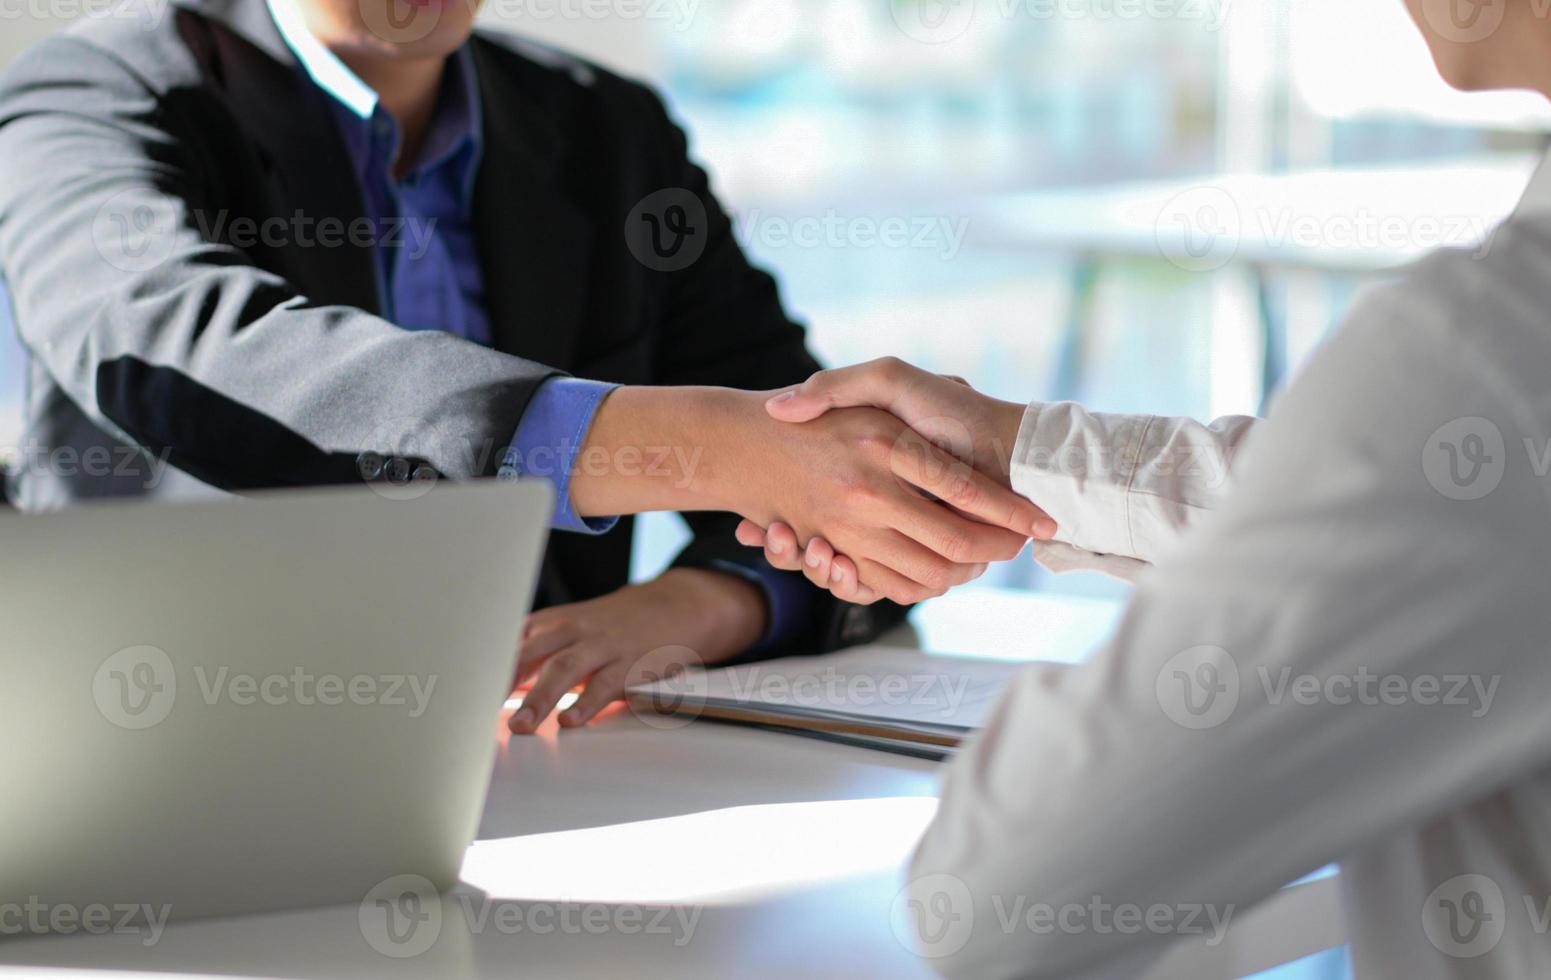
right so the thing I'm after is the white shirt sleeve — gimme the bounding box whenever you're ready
[907,276,1551,979]
[1012,403,1259,580]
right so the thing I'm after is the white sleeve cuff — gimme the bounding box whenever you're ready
[1011,401,1153,560]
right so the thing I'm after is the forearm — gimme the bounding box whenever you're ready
[569,385,760,518]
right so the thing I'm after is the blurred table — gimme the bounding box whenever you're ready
[959,155,1538,409]
[0,588,1345,980]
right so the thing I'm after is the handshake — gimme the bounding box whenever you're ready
[579,356,1054,607]
[512,356,1055,733]
[732,358,1054,605]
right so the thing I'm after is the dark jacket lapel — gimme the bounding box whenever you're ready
[173,0,382,315]
[469,36,592,371]
[172,0,595,349]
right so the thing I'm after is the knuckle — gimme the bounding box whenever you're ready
[847,480,885,509]
[939,529,975,564]
[920,563,953,594]
[855,429,893,456]
[945,471,980,509]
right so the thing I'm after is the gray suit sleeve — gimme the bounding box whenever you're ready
[0,36,559,489]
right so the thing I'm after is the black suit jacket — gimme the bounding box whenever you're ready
[0,0,904,654]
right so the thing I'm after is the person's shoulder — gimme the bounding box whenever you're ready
[0,5,202,100]
[470,28,670,118]
[1329,214,1551,431]
[1252,219,1551,520]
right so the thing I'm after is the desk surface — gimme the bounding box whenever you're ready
[0,590,1344,980]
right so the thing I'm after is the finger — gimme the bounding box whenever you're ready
[508,646,608,734]
[558,663,630,728]
[941,374,971,387]
[735,520,768,548]
[851,554,943,605]
[826,526,979,603]
[894,489,1033,570]
[764,357,916,423]
[762,522,806,572]
[828,554,879,605]
[514,619,579,688]
[890,429,1054,540]
[801,536,836,591]
[880,528,992,594]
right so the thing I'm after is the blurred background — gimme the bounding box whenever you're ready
[3,3,1543,974]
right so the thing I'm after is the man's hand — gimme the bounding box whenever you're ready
[508,568,767,734]
[571,386,1048,605]
[736,359,1053,603]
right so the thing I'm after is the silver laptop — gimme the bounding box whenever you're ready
[0,480,552,926]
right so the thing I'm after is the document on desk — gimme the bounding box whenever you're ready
[625,645,1034,758]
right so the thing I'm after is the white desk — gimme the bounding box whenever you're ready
[0,591,1345,979]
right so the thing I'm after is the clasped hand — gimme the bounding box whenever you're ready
[735,357,1046,605]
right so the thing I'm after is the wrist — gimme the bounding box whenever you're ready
[681,387,773,516]
[650,567,768,661]
[571,385,768,517]
[981,399,1026,487]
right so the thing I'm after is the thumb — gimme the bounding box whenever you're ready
[765,359,905,423]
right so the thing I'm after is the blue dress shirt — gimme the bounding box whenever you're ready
[266,0,811,648]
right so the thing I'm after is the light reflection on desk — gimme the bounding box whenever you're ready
[461,796,938,905]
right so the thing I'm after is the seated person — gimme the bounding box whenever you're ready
[740,1,1551,974]
[0,0,1049,732]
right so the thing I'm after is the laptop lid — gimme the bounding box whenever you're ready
[0,480,552,924]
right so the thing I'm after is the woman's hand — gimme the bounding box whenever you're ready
[766,358,1032,483]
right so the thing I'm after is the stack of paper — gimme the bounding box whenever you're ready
[625,645,1031,760]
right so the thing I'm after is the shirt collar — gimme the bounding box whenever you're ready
[264,0,483,201]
